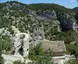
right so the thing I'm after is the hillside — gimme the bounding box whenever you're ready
[0,1,78,40]
[73,7,78,13]
[0,1,78,64]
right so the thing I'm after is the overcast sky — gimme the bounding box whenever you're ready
[0,0,78,8]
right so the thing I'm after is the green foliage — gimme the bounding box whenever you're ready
[75,43,78,57]
[0,35,12,51]
[0,35,12,64]
[66,42,78,58]
[75,12,78,23]
[29,43,53,64]
[28,3,72,13]
[73,7,78,13]
[0,56,3,64]
[53,30,78,44]
[34,43,43,55]
[28,56,53,64]
[66,44,76,54]
[29,43,43,60]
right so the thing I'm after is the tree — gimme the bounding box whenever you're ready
[0,35,12,64]
[75,43,78,58]
[29,43,53,64]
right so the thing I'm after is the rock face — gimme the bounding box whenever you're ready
[37,39,66,56]
[52,54,75,64]
[2,31,31,64]
[72,21,78,32]
[36,10,57,19]
[2,54,24,64]
[12,32,30,57]
[58,13,73,31]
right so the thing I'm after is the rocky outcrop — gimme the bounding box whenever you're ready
[52,54,75,64]
[36,10,57,19]
[57,13,73,31]
[2,27,31,64]
[12,32,30,57]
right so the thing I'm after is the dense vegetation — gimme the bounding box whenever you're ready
[14,61,25,64]
[53,30,78,43]
[0,35,12,64]
[29,43,53,64]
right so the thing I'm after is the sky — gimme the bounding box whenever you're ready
[0,0,78,8]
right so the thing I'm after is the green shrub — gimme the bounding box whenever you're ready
[0,35,12,64]
[29,43,53,64]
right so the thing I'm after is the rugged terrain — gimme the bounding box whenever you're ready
[0,1,78,64]
[0,1,78,41]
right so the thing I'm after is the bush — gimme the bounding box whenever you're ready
[75,43,78,58]
[29,43,53,64]
[0,35,12,64]
[29,43,43,60]
[66,44,76,54]
[53,30,78,44]
[66,42,78,58]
